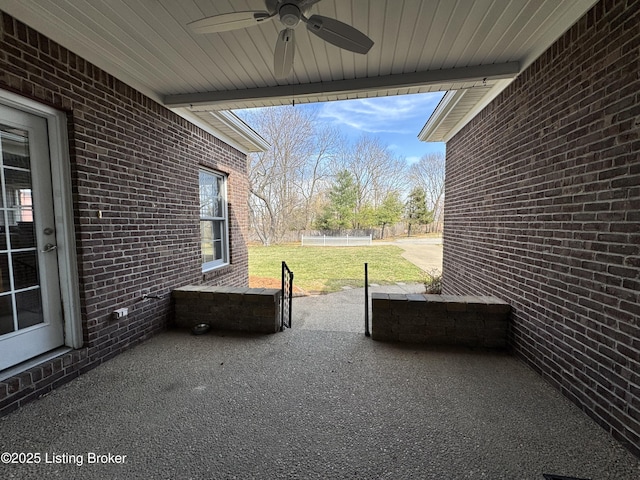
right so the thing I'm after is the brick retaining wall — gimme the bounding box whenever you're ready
[173,286,282,334]
[371,294,510,348]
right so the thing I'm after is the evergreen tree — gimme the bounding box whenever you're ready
[355,203,377,230]
[376,192,404,239]
[405,187,433,236]
[315,170,358,230]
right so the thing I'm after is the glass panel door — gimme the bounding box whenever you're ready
[0,105,64,371]
[0,125,43,334]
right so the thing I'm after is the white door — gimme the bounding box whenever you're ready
[0,104,64,371]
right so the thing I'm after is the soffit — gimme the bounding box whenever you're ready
[0,0,598,145]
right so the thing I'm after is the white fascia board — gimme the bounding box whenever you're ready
[439,78,516,142]
[209,111,270,152]
[170,108,268,154]
[417,90,468,142]
[419,78,515,143]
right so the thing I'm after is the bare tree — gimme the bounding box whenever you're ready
[409,152,445,224]
[243,106,340,244]
[331,135,407,228]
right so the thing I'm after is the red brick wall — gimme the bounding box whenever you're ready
[0,12,249,415]
[443,0,639,457]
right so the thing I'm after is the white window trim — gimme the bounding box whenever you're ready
[200,168,230,272]
[0,88,82,349]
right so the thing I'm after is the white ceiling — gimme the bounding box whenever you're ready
[0,0,598,148]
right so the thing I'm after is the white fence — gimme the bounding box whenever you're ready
[301,235,372,247]
[249,222,444,244]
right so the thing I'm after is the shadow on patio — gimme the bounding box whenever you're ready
[1,306,638,479]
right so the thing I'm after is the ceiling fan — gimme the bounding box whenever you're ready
[188,0,374,78]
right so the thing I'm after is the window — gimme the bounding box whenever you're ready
[199,169,229,270]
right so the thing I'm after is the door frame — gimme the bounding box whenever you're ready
[0,89,82,350]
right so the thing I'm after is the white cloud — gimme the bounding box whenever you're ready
[318,93,443,134]
[405,156,421,165]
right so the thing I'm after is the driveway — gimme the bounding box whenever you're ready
[381,237,443,273]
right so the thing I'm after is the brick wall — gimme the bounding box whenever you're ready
[173,286,282,334]
[0,12,250,415]
[443,0,639,457]
[371,293,510,347]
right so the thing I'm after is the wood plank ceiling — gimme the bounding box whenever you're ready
[0,0,598,147]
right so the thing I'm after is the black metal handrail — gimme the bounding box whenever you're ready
[364,262,370,337]
[281,261,294,331]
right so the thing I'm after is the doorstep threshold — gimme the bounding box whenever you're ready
[0,347,72,382]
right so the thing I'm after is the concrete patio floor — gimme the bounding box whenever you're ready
[1,288,639,479]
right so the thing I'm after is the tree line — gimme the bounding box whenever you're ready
[242,106,444,245]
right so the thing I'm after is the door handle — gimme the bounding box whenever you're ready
[41,243,57,253]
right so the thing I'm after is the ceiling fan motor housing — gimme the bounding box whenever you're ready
[188,0,373,78]
[279,3,301,27]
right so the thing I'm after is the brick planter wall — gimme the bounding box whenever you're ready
[173,286,282,334]
[0,12,250,416]
[443,0,640,456]
[371,294,510,348]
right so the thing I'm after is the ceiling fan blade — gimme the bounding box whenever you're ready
[188,11,272,34]
[298,0,323,10]
[305,15,373,54]
[274,28,296,78]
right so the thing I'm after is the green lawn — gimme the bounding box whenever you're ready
[248,244,426,294]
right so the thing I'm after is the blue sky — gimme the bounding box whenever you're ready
[314,92,446,163]
[237,92,446,164]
